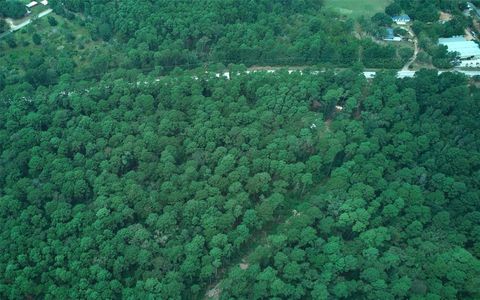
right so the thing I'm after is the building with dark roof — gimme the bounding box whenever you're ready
[384,28,402,41]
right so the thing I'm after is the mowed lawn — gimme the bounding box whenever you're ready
[324,0,392,18]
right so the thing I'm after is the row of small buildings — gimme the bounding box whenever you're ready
[26,1,48,9]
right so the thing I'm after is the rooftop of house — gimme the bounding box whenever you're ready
[386,28,394,39]
[392,14,411,22]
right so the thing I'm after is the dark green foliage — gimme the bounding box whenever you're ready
[385,2,402,16]
[371,12,393,27]
[393,27,408,36]
[5,35,17,48]
[47,16,58,26]
[219,71,480,300]
[32,33,41,45]
[43,0,404,71]
[1,68,479,299]
[0,19,8,34]
[0,0,27,19]
[0,69,348,298]
[1,0,409,91]
[0,1,479,299]
[362,41,405,69]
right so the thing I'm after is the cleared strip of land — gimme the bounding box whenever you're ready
[324,0,393,17]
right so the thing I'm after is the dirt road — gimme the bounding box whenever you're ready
[402,26,419,71]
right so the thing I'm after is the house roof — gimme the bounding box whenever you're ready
[439,36,480,58]
[392,14,411,22]
[26,1,38,8]
[386,28,394,39]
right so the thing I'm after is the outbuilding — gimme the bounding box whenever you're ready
[384,28,402,41]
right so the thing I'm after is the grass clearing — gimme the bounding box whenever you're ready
[324,0,392,18]
[0,13,103,76]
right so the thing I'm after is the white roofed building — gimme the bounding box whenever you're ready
[439,36,480,60]
[392,15,411,25]
[26,1,38,8]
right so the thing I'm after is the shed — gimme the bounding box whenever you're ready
[41,0,48,5]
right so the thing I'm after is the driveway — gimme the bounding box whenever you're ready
[402,26,419,71]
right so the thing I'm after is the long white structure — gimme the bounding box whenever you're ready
[439,36,480,59]
[215,69,480,80]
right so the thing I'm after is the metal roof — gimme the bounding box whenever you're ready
[386,28,394,39]
[392,15,411,22]
[439,36,480,58]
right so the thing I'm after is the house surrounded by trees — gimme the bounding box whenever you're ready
[392,14,411,25]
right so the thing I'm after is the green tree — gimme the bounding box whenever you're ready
[32,33,42,45]
[48,16,58,26]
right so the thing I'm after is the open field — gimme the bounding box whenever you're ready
[324,0,392,18]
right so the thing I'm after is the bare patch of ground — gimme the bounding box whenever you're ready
[439,11,453,22]
[465,29,475,41]
[205,283,221,300]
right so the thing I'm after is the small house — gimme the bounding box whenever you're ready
[392,14,411,25]
[40,0,48,5]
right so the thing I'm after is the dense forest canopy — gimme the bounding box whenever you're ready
[1,68,479,299]
[0,0,27,19]
[1,0,480,299]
